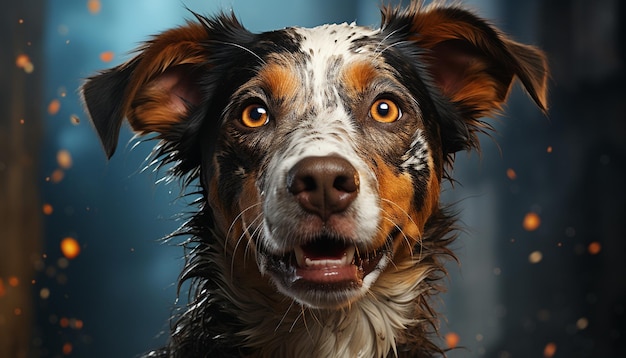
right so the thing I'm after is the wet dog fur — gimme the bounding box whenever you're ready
[82,1,548,357]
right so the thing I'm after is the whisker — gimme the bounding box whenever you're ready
[373,38,411,61]
[275,299,296,332]
[300,306,317,341]
[380,198,421,236]
[289,304,308,335]
[381,219,401,271]
[379,198,424,268]
[379,204,412,244]
[381,214,414,258]
[288,311,301,333]
[245,214,266,262]
[373,28,400,54]
[308,307,323,328]
[226,202,263,246]
[214,40,266,64]
[228,204,262,276]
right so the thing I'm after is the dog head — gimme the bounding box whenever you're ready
[83,2,546,313]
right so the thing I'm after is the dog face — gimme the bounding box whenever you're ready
[215,23,444,308]
[83,2,547,355]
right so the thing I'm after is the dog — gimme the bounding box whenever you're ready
[82,1,547,357]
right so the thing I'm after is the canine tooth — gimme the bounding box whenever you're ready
[294,246,306,267]
[345,246,356,265]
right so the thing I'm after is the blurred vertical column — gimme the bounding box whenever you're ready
[0,1,45,357]
[536,0,626,356]
[493,0,626,356]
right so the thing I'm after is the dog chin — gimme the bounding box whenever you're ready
[259,239,392,309]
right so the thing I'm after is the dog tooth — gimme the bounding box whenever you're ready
[296,245,358,268]
[294,246,306,267]
[306,258,339,267]
[345,246,356,265]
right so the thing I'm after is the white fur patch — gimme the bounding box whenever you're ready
[261,23,384,255]
[401,129,430,173]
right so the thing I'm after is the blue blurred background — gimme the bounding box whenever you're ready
[1,0,624,357]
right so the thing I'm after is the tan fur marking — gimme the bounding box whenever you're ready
[343,61,379,96]
[374,154,441,260]
[375,160,423,251]
[258,63,299,102]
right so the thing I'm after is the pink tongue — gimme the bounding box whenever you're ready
[296,265,359,284]
[296,241,359,284]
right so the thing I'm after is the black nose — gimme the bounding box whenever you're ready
[287,156,359,220]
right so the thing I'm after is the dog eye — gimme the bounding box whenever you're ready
[370,99,401,123]
[241,104,270,128]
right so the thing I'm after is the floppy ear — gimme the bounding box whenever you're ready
[384,4,548,153]
[82,21,209,158]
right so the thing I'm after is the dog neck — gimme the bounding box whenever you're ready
[171,231,444,358]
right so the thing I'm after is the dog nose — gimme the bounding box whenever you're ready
[287,156,359,220]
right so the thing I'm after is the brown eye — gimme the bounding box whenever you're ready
[370,99,400,123]
[241,104,269,128]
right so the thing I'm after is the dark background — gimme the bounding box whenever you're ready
[1,0,624,357]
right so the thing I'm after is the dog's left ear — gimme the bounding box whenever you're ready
[385,4,549,153]
[82,21,210,158]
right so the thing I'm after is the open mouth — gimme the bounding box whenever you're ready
[264,235,390,295]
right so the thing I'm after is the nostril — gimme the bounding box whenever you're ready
[288,174,317,195]
[287,156,360,220]
[333,174,359,194]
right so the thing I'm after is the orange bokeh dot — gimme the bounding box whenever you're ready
[43,203,54,215]
[523,212,541,231]
[74,319,84,329]
[529,250,543,264]
[0,279,5,297]
[506,168,517,180]
[8,276,19,287]
[48,99,61,115]
[16,54,30,68]
[544,342,557,357]
[588,242,601,255]
[57,150,73,169]
[62,342,73,355]
[50,169,65,184]
[445,332,460,349]
[99,51,114,63]
[87,0,101,14]
[60,237,81,259]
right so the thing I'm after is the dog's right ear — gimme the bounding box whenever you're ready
[380,3,548,156]
[82,21,211,158]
